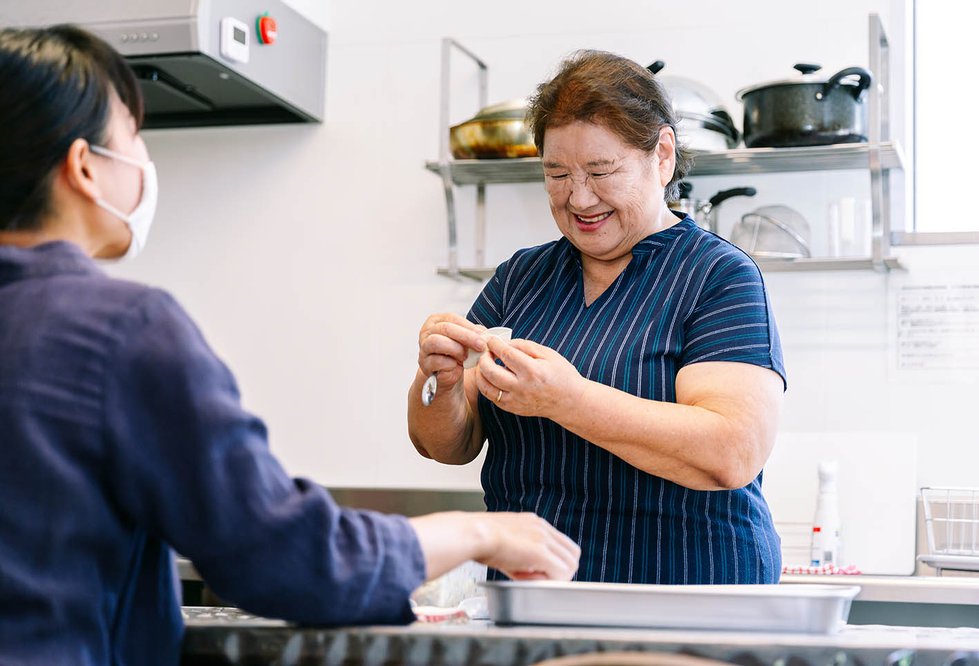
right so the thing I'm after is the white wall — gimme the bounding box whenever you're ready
[106,0,977,496]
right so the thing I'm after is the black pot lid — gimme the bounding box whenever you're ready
[735,63,863,100]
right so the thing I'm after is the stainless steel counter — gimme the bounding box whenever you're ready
[180,606,979,666]
[177,560,979,606]
[781,575,979,628]
[781,574,979,605]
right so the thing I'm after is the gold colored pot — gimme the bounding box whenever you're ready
[448,98,538,160]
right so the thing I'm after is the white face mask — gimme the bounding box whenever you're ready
[90,144,158,259]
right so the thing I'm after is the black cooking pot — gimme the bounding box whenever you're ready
[736,64,873,148]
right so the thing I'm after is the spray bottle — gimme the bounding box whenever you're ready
[810,460,842,566]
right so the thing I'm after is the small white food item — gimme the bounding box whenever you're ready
[464,327,512,369]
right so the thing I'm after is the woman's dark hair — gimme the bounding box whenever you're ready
[527,50,693,201]
[0,25,144,231]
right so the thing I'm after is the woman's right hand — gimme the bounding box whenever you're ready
[409,511,580,582]
[417,313,487,391]
[471,512,580,581]
[409,314,489,464]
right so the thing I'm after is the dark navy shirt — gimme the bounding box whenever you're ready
[0,242,425,665]
[469,215,786,585]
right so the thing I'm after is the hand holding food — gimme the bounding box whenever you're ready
[475,337,585,419]
[417,313,486,401]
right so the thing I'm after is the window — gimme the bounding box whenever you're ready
[914,1,979,233]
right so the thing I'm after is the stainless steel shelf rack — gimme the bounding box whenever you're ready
[427,15,905,279]
[425,142,905,186]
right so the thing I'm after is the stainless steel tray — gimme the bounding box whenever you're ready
[482,581,860,634]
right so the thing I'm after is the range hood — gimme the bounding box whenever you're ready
[5,0,326,129]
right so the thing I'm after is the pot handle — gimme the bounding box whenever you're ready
[708,109,741,142]
[708,187,757,208]
[822,67,873,101]
[647,60,665,75]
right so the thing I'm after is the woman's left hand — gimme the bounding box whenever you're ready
[475,337,584,419]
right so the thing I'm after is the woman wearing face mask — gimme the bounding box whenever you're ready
[0,25,579,665]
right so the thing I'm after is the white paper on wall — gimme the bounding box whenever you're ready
[890,282,979,381]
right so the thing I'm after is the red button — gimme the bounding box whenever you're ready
[257,14,277,45]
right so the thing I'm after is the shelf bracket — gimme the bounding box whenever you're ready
[868,13,892,272]
[437,38,488,278]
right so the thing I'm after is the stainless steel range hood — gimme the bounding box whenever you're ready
[4,0,326,129]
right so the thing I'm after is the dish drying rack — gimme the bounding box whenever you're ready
[918,487,979,575]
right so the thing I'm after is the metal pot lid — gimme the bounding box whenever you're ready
[735,63,866,100]
[677,125,739,151]
[647,62,737,129]
[678,111,738,139]
[469,97,530,121]
[657,73,729,121]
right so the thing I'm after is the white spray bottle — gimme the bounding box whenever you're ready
[810,460,842,566]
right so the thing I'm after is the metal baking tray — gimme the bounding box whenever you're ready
[482,581,860,634]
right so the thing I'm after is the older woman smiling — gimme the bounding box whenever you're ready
[409,50,786,585]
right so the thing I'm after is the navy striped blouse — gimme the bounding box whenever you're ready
[468,215,786,584]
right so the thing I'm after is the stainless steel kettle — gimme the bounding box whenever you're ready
[670,182,757,233]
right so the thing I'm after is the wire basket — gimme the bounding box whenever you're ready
[730,205,812,260]
[919,487,979,573]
